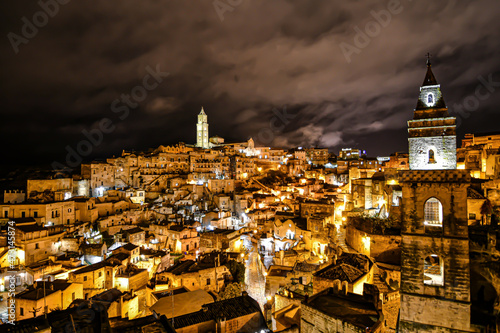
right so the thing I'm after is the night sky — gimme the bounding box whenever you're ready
[1,0,500,168]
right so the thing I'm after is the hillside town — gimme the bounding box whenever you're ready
[0,61,499,332]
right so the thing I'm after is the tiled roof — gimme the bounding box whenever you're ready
[304,288,380,329]
[15,223,46,233]
[336,252,371,272]
[16,280,73,300]
[468,187,485,199]
[293,262,319,272]
[314,263,364,283]
[123,227,145,235]
[121,243,138,251]
[172,295,264,329]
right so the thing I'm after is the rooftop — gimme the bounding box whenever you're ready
[16,280,73,300]
[304,288,380,329]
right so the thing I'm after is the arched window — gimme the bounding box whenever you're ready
[424,198,443,226]
[427,93,434,105]
[424,254,444,286]
[428,150,436,164]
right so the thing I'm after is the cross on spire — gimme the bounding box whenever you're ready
[426,52,432,66]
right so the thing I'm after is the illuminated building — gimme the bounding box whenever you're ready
[196,107,210,149]
[408,58,456,170]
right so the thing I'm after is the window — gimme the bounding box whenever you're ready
[424,254,444,286]
[84,276,87,281]
[99,272,102,277]
[206,278,211,285]
[35,243,39,249]
[427,93,434,104]
[469,213,476,220]
[20,307,24,316]
[428,150,436,164]
[33,211,38,218]
[21,212,25,218]
[424,198,443,226]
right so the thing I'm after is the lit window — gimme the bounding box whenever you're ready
[424,254,443,286]
[424,198,443,226]
[428,150,436,164]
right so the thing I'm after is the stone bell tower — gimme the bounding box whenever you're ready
[399,57,472,332]
[408,56,456,170]
[196,107,209,149]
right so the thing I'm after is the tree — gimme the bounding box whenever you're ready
[481,199,493,225]
[372,215,395,235]
[217,282,242,301]
[226,260,245,284]
[30,306,42,318]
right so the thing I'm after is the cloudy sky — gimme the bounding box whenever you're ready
[1,0,500,167]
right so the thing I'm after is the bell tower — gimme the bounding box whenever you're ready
[399,56,472,332]
[196,107,209,149]
[408,56,456,170]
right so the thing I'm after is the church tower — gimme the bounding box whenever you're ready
[196,107,209,149]
[408,57,456,170]
[399,58,472,332]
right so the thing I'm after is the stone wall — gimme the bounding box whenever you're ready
[399,170,472,332]
[399,294,471,332]
[408,136,456,170]
[3,190,25,204]
[346,224,401,258]
[301,301,371,333]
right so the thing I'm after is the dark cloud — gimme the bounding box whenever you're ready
[1,0,500,167]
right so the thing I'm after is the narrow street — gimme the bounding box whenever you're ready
[334,225,350,253]
[242,235,266,310]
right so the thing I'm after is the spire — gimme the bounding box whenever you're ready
[422,53,438,86]
[414,54,447,112]
[200,106,206,115]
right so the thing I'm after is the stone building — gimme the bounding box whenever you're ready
[157,258,231,293]
[399,59,473,332]
[300,285,384,333]
[15,280,83,321]
[13,219,66,265]
[171,294,268,333]
[196,107,210,149]
[26,178,74,201]
[312,253,373,295]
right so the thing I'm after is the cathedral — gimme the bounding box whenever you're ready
[399,59,474,332]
